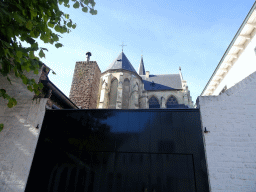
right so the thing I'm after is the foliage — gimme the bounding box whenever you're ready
[0,0,97,106]
[0,0,97,132]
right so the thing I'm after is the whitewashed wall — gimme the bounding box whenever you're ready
[0,68,48,192]
[198,71,256,191]
[214,29,256,95]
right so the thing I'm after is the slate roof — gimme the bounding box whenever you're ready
[141,74,182,91]
[138,56,146,75]
[105,52,137,74]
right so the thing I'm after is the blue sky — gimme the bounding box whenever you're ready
[36,0,255,104]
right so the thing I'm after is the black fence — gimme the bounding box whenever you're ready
[25,109,209,192]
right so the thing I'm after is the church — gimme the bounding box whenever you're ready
[69,50,194,109]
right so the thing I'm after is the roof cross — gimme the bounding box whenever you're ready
[120,42,127,52]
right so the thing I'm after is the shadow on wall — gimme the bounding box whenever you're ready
[0,98,47,192]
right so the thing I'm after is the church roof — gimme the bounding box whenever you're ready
[138,56,146,75]
[141,74,182,91]
[105,52,137,74]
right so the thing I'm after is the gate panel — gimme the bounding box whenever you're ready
[25,109,209,192]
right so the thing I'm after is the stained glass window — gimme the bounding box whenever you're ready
[166,96,178,108]
[149,96,160,108]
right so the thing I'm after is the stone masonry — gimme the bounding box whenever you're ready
[69,61,101,109]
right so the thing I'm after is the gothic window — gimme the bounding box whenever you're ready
[122,78,130,109]
[166,96,178,108]
[109,78,118,109]
[149,96,160,108]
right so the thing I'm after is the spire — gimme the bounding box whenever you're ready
[105,52,137,74]
[179,66,183,80]
[138,55,146,75]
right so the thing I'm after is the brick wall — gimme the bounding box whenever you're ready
[197,71,256,191]
[69,61,101,109]
[0,67,48,192]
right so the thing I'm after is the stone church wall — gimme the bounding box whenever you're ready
[197,71,256,191]
[147,90,186,108]
[0,68,48,192]
[69,61,101,109]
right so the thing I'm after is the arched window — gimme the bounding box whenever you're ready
[122,78,130,109]
[109,78,118,109]
[166,96,178,108]
[149,96,160,108]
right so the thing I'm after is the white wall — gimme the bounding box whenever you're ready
[0,68,48,192]
[214,29,256,95]
[198,71,256,191]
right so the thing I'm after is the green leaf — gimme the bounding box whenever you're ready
[7,101,14,108]
[16,51,23,58]
[29,51,35,59]
[0,124,3,132]
[7,27,14,38]
[22,77,28,84]
[48,22,54,28]
[34,69,38,74]
[72,24,76,29]
[90,0,96,7]
[67,21,72,28]
[64,0,69,4]
[12,98,17,106]
[39,50,45,58]
[55,43,63,48]
[13,13,26,23]
[0,89,7,97]
[26,20,33,30]
[31,10,37,18]
[38,83,44,89]
[33,83,38,89]
[34,90,40,95]
[65,14,70,19]
[27,85,33,92]
[25,66,31,72]
[7,77,12,85]
[82,7,88,13]
[73,1,79,8]
[52,71,56,75]
[7,98,17,108]
[2,41,12,49]
[54,25,61,32]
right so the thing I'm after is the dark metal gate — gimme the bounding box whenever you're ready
[25,109,209,192]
